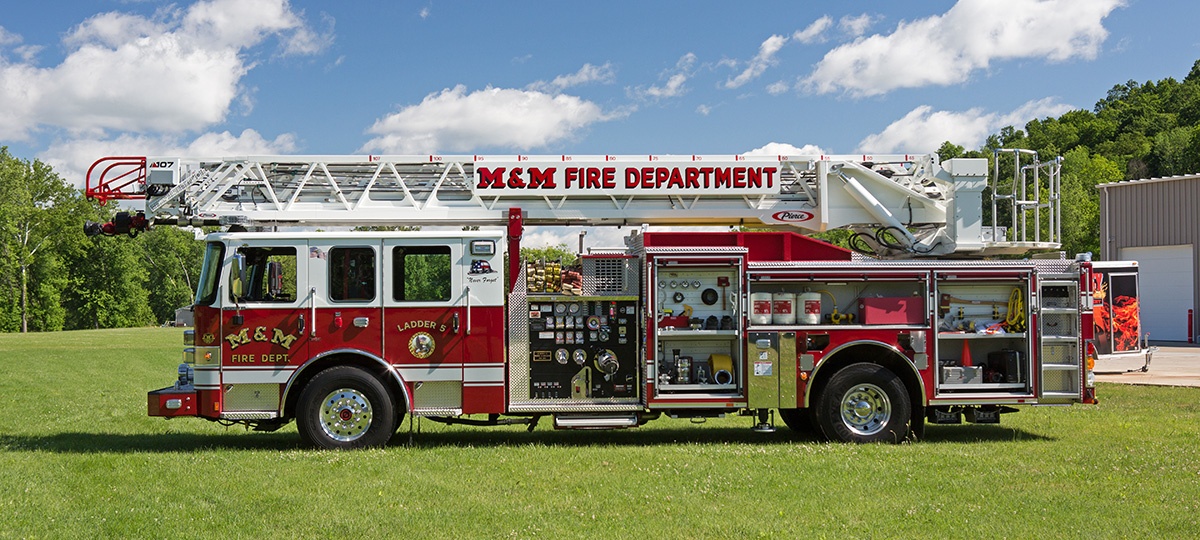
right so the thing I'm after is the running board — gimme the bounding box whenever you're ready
[553,414,639,429]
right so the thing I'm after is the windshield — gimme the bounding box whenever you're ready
[195,241,225,306]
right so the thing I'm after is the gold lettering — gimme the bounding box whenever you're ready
[224,328,250,350]
[271,328,298,349]
[230,354,254,363]
[260,354,289,364]
[253,326,268,342]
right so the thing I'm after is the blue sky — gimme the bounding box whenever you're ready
[1,0,1197,244]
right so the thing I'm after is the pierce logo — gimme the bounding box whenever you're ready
[772,210,814,222]
[149,161,175,168]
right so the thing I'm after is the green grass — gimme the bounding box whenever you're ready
[2,328,1198,538]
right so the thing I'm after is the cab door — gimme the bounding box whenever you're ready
[219,239,309,414]
[383,238,467,413]
[307,240,384,360]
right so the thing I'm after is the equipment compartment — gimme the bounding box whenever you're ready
[934,279,1032,394]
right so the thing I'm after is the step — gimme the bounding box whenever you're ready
[553,414,639,429]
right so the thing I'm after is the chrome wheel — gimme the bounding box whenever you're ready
[839,383,891,436]
[319,387,374,442]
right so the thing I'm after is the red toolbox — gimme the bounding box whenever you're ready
[858,297,925,325]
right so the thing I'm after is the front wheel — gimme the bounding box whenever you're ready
[297,366,396,449]
[815,363,910,443]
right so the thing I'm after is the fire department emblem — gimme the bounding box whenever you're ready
[409,332,435,359]
[203,333,215,345]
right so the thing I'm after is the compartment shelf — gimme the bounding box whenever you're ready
[658,383,737,392]
[939,383,1027,390]
[937,332,1026,340]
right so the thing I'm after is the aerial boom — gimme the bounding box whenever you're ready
[85,151,1061,256]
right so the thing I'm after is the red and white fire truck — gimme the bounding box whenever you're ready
[85,151,1114,448]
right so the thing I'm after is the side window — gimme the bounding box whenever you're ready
[330,247,376,302]
[229,246,297,303]
[393,246,451,302]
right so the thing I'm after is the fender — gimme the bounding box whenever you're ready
[803,339,927,408]
[282,348,414,414]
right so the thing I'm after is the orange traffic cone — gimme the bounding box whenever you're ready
[961,340,973,367]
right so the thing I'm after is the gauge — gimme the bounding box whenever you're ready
[586,316,601,330]
[691,280,702,288]
[573,349,588,365]
[554,303,567,315]
[568,303,581,315]
[555,348,569,364]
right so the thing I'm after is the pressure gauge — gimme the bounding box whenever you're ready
[568,303,581,315]
[554,303,567,315]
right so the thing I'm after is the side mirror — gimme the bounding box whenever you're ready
[230,252,247,300]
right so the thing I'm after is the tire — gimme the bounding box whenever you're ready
[777,408,815,434]
[814,363,910,443]
[297,366,396,449]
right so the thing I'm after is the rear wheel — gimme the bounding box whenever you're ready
[297,366,396,449]
[815,363,910,443]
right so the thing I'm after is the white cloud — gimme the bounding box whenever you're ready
[696,104,711,116]
[0,0,326,140]
[41,129,299,189]
[744,142,826,157]
[838,14,875,38]
[637,53,696,99]
[527,62,616,93]
[724,34,789,89]
[359,85,621,154]
[856,98,1074,153]
[766,80,790,95]
[419,7,430,19]
[804,0,1124,96]
[0,26,21,46]
[793,17,832,44]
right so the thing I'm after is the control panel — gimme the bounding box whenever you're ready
[527,296,639,400]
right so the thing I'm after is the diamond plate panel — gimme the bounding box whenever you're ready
[1041,343,1078,366]
[223,383,280,411]
[1041,369,1079,394]
[1040,312,1077,336]
[413,381,462,411]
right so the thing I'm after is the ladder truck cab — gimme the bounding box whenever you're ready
[84,151,1124,447]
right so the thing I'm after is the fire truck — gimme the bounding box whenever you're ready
[85,150,1111,448]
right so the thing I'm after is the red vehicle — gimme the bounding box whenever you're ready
[86,151,1118,447]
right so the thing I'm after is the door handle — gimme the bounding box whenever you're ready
[309,287,317,337]
[298,314,305,333]
[452,312,460,334]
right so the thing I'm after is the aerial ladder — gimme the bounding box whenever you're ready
[84,151,1062,257]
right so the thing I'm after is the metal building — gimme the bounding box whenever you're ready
[1098,174,1200,342]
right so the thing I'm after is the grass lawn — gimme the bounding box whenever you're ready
[1,327,1198,538]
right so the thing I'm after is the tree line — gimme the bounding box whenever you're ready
[0,147,204,332]
[4,60,1200,332]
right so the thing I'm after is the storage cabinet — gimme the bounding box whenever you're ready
[935,279,1032,394]
[652,263,742,395]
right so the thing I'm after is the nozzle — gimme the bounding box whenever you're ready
[83,211,149,237]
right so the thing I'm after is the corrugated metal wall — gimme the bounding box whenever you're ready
[1099,175,1200,341]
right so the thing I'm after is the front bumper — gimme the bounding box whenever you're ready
[148,387,198,417]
